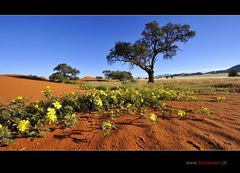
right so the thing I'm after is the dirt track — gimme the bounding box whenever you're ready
[0,75,240,150]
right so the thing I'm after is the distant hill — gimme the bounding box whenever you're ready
[226,64,240,72]
[155,64,240,78]
[206,64,240,74]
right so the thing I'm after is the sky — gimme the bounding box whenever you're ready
[0,15,240,78]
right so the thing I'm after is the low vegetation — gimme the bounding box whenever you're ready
[228,70,239,77]
[1,76,238,146]
[49,63,80,83]
[102,70,134,81]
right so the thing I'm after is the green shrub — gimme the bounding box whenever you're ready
[228,70,238,77]
[0,85,198,145]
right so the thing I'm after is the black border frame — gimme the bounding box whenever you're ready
[0,0,240,14]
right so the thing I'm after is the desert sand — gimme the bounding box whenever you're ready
[0,75,239,150]
[0,74,78,105]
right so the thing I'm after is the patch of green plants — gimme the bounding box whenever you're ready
[0,86,78,146]
[0,85,199,145]
[216,96,227,102]
[149,113,158,124]
[176,109,186,118]
[0,125,14,146]
[199,107,213,116]
[101,120,116,137]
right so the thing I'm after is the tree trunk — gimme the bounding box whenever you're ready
[148,70,154,83]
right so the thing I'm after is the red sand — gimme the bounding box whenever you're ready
[80,76,98,81]
[0,74,79,105]
[0,75,240,150]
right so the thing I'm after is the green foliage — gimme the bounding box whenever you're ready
[176,109,186,118]
[228,70,238,77]
[107,20,196,83]
[200,107,212,116]
[102,70,133,81]
[0,126,14,146]
[0,84,199,145]
[0,86,80,146]
[216,96,227,102]
[49,72,66,82]
[49,63,80,82]
[149,113,158,124]
[102,120,116,137]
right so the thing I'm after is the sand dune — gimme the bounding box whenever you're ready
[0,74,78,105]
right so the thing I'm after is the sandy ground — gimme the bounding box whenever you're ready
[0,74,79,105]
[0,74,239,150]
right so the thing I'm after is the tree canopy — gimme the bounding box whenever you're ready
[49,63,80,82]
[107,20,196,83]
[102,70,133,81]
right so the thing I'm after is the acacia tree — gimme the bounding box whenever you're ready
[102,70,112,79]
[102,70,133,81]
[107,21,196,83]
[49,63,80,82]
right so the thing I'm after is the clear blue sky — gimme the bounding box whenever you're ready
[0,16,240,78]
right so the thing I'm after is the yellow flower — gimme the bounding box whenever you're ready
[71,113,76,118]
[46,86,50,89]
[17,120,30,132]
[177,110,186,117]
[34,104,39,109]
[149,113,157,122]
[152,96,157,100]
[45,107,57,124]
[99,90,107,96]
[127,103,132,109]
[0,124,3,129]
[94,96,103,107]
[47,107,56,115]
[16,96,23,100]
[217,97,226,102]
[102,121,112,130]
[45,113,57,124]
[111,95,117,103]
[120,100,125,105]
[141,98,144,103]
[52,101,62,109]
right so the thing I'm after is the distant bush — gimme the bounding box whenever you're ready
[28,74,47,81]
[102,70,133,81]
[49,63,80,82]
[96,76,103,79]
[122,79,137,85]
[63,80,78,84]
[228,70,238,77]
[39,76,48,81]
[49,72,65,82]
